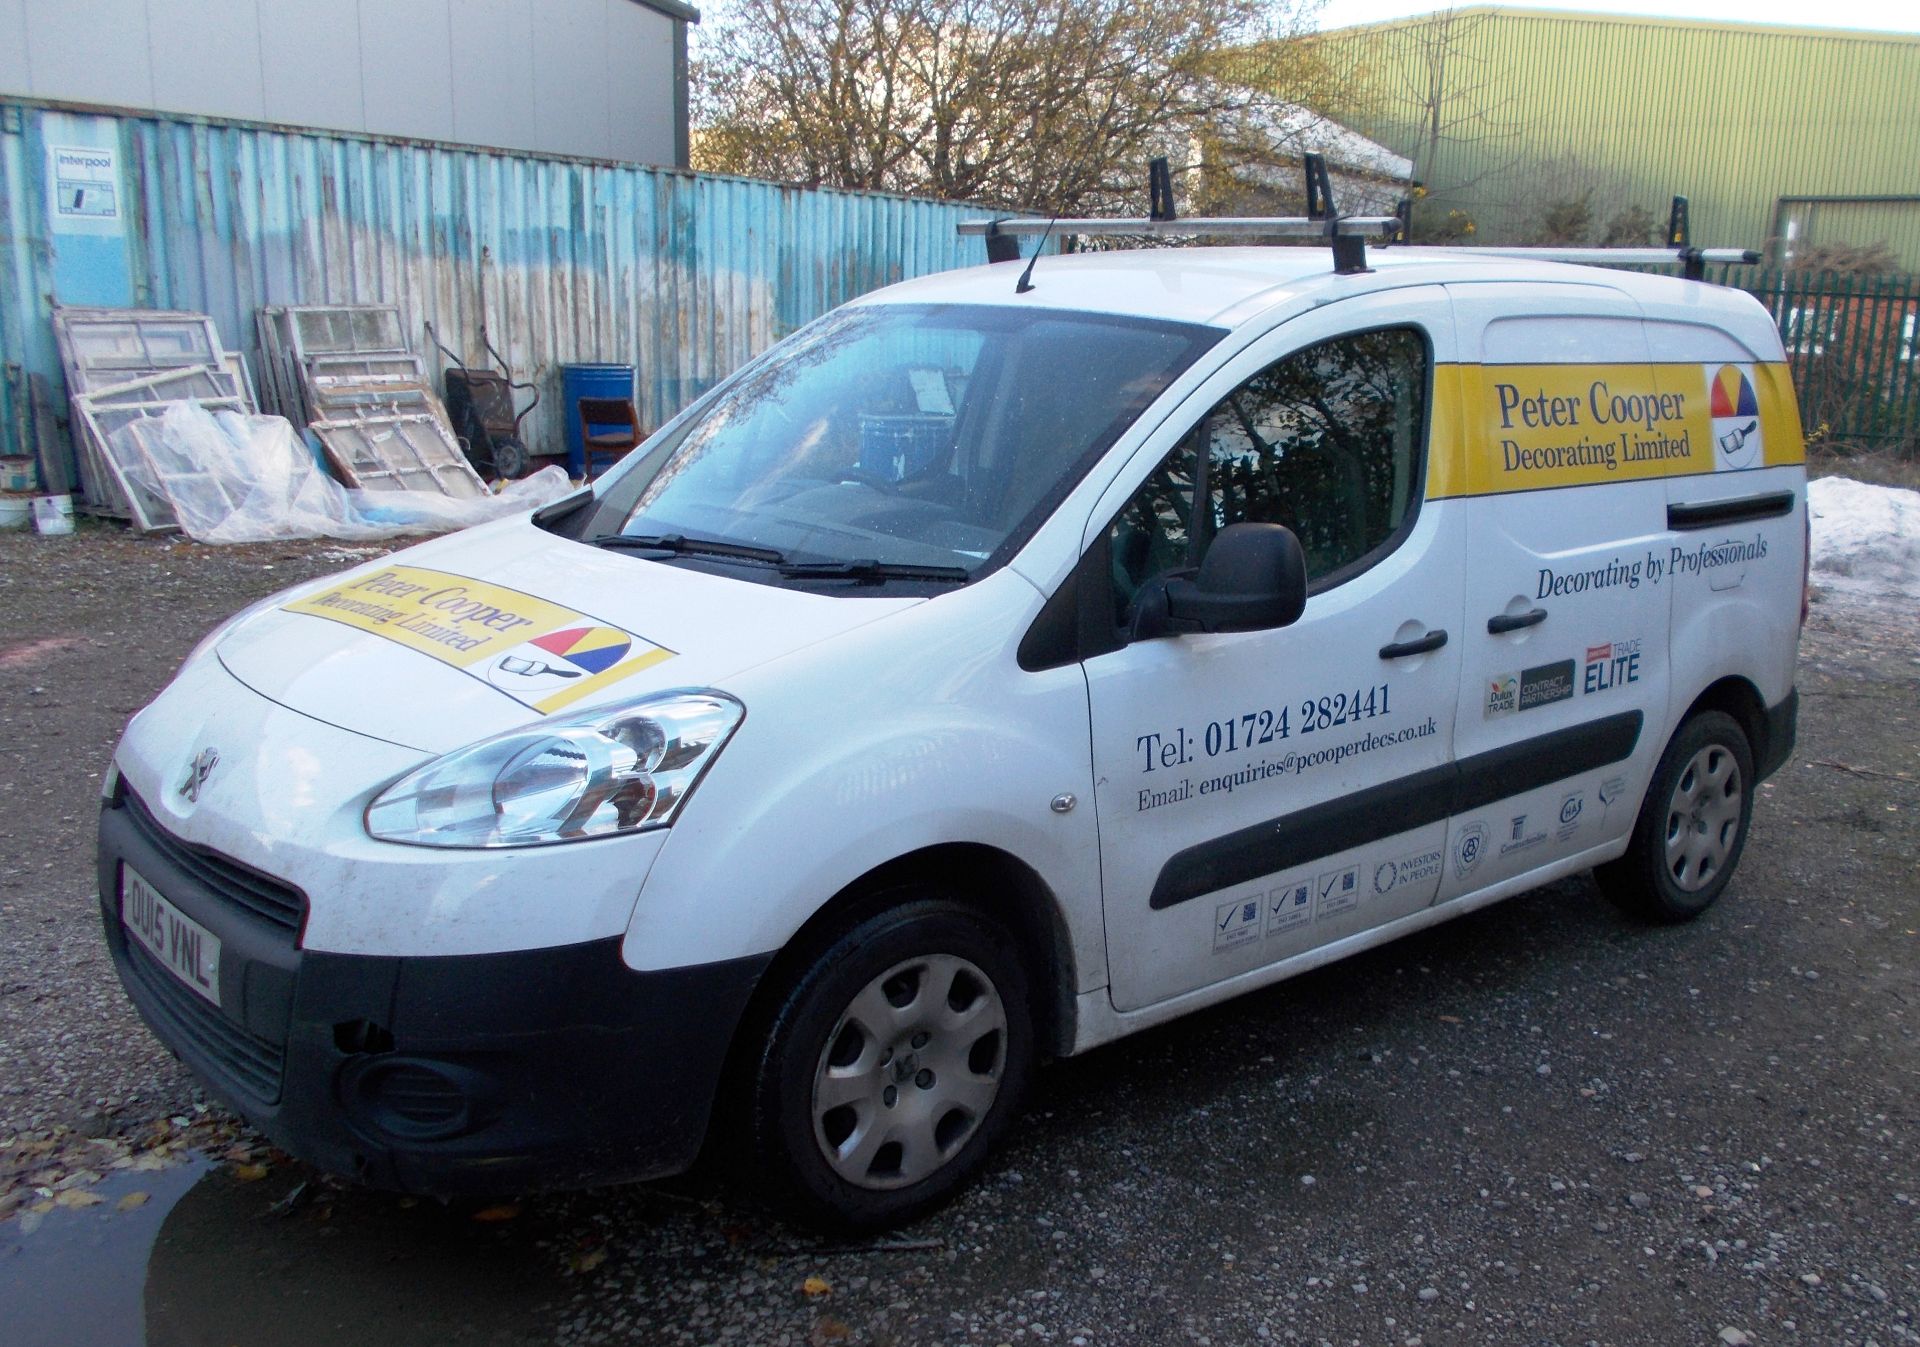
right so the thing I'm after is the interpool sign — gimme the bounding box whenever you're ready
[51,145,119,221]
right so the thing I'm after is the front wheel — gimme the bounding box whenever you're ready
[1596,709,1754,922]
[746,897,1034,1231]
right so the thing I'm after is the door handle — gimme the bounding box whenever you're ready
[1487,607,1548,635]
[1379,629,1448,659]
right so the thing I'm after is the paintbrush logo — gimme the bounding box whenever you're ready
[1708,366,1763,469]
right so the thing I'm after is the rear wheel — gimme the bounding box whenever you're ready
[1596,710,1754,922]
[746,897,1033,1231]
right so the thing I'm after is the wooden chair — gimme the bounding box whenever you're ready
[577,396,644,478]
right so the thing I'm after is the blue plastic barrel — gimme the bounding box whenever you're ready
[560,363,637,478]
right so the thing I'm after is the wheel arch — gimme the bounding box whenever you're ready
[1679,675,1767,764]
[730,842,1077,1067]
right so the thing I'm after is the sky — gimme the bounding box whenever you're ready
[1312,0,1920,34]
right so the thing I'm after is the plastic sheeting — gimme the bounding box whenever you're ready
[110,401,572,544]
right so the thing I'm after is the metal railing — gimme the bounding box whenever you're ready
[1705,267,1920,456]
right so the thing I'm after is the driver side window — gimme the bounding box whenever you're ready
[1109,326,1429,624]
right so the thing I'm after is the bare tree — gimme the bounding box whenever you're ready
[1296,7,1520,236]
[693,0,1325,213]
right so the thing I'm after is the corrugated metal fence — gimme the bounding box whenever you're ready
[0,98,989,490]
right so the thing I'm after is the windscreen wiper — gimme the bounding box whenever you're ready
[778,559,971,584]
[589,532,786,565]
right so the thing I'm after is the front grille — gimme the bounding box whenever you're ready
[120,786,307,933]
[124,938,286,1104]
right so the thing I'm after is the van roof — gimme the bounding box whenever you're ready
[857,246,1772,335]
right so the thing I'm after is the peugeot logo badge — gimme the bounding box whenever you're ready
[178,748,219,803]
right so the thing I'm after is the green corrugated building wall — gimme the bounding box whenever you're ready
[1313,7,1920,266]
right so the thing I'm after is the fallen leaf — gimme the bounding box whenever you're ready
[810,1317,851,1344]
[232,1163,270,1182]
[55,1188,104,1208]
[117,1192,150,1212]
[801,1275,832,1298]
[570,1247,607,1274]
[17,1211,43,1236]
[1438,1015,1463,1024]
[28,1200,55,1215]
[470,1204,520,1223]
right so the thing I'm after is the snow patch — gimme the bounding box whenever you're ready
[1808,476,1920,599]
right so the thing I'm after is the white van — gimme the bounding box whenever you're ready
[99,241,1806,1229]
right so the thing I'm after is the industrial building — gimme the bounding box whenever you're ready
[1317,7,1920,266]
[0,0,697,167]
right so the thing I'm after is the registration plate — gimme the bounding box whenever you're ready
[120,864,221,1007]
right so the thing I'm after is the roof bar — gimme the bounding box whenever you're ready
[960,216,1403,240]
[1461,246,1762,267]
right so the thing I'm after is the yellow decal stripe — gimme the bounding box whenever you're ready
[532,645,678,714]
[1426,360,1803,500]
[1751,362,1807,467]
[286,567,590,668]
[283,565,676,712]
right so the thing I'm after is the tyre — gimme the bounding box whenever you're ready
[1596,709,1754,922]
[490,437,530,480]
[746,897,1034,1231]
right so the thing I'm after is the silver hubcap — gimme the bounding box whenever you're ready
[1664,743,1743,892]
[811,953,1007,1190]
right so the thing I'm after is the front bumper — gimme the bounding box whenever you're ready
[99,782,769,1195]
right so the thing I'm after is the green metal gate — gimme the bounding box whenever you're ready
[1710,267,1920,456]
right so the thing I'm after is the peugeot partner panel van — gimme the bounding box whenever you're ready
[100,245,1805,1228]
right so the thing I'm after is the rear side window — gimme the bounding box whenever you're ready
[1109,326,1430,623]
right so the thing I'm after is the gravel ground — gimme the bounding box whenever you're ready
[0,521,1914,1347]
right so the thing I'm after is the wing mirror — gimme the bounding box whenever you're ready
[1131,523,1308,640]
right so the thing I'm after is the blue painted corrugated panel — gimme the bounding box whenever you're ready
[0,98,990,483]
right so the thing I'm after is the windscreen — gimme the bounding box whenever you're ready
[590,304,1219,586]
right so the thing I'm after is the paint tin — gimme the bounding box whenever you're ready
[0,493,30,530]
[0,456,33,493]
[31,493,74,536]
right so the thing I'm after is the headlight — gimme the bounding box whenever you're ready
[365,690,743,848]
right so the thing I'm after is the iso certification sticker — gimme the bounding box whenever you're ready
[1213,896,1263,953]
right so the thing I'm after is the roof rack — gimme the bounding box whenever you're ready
[1465,197,1760,279]
[962,167,1760,282]
[963,154,1396,277]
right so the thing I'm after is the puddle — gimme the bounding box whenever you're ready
[0,1159,210,1347]
[1,1157,575,1347]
